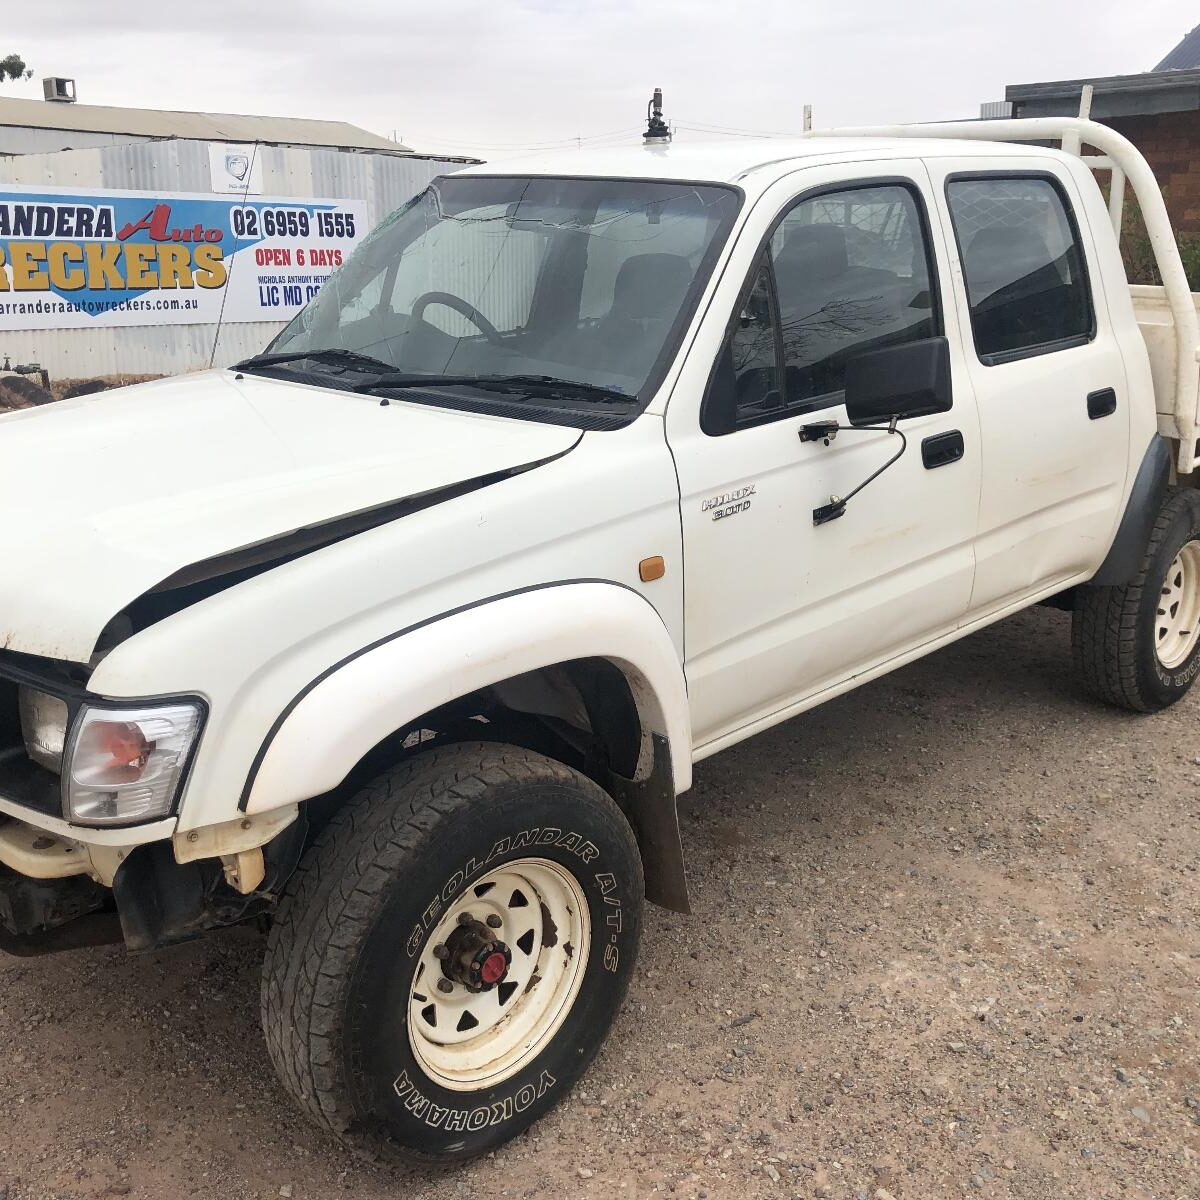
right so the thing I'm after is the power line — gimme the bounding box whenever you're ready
[675,118,804,138]
[404,126,640,152]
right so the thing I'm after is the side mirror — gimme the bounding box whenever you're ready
[844,336,951,427]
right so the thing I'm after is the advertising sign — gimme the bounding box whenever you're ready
[0,184,366,330]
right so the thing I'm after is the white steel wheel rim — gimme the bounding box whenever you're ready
[1156,541,1200,669]
[408,857,591,1092]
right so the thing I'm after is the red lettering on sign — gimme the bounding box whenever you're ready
[116,204,223,244]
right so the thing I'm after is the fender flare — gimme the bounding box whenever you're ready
[1089,435,1171,586]
[242,580,692,814]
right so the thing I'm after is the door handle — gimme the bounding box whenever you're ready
[1087,388,1117,419]
[921,430,964,470]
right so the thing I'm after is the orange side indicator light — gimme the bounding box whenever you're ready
[639,555,666,582]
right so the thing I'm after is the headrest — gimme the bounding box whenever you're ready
[609,253,694,320]
[966,225,1052,285]
[776,224,849,282]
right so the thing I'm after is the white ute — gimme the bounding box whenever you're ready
[3,110,1200,1163]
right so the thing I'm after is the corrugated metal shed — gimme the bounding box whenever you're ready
[0,95,409,153]
[1007,69,1200,119]
[1157,24,1200,71]
[0,140,477,381]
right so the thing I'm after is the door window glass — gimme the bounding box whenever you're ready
[727,258,782,417]
[770,185,937,408]
[704,182,940,433]
[946,176,1093,363]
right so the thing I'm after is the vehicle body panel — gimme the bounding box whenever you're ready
[0,370,580,662]
[665,158,984,746]
[84,415,685,830]
[922,153,1135,616]
[245,581,692,813]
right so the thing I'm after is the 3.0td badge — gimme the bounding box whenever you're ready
[702,484,756,521]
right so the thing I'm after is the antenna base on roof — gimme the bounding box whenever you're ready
[644,87,672,145]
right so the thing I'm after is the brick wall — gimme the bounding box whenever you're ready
[1103,110,1200,235]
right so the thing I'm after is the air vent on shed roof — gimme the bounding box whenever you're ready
[42,77,77,104]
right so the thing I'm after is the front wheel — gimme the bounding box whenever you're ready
[261,742,643,1164]
[1073,488,1200,711]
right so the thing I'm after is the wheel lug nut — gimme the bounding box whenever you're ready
[486,915,502,929]
[457,912,474,925]
[433,943,449,960]
[437,979,454,994]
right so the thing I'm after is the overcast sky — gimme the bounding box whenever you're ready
[5,1,1194,161]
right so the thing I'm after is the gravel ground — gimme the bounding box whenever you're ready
[1,606,1198,1200]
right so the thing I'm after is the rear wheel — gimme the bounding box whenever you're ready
[261,741,643,1164]
[1073,488,1200,711]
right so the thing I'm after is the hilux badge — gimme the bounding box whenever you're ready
[702,484,756,521]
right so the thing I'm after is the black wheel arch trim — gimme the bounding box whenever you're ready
[1089,434,1172,586]
[236,578,677,813]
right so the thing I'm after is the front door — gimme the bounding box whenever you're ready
[667,165,983,749]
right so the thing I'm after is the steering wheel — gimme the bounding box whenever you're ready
[410,291,504,345]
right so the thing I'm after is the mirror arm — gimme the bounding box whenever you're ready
[805,417,907,526]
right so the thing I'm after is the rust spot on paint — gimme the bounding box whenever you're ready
[539,901,559,948]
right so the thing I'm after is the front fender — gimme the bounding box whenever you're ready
[243,581,692,814]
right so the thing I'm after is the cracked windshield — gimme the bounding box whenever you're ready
[264,176,739,407]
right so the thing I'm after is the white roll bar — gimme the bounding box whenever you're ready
[806,116,1199,470]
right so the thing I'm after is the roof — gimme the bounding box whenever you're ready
[1006,69,1200,119]
[456,135,1065,188]
[1156,24,1200,70]
[0,95,410,152]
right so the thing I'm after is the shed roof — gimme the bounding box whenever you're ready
[0,95,411,152]
[1156,24,1200,71]
[1006,68,1200,119]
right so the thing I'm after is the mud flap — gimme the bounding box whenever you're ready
[608,734,690,913]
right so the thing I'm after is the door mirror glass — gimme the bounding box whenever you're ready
[844,336,952,427]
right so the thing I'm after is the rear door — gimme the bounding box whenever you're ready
[924,158,1130,614]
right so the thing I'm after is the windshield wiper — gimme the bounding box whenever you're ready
[234,348,398,375]
[358,373,634,404]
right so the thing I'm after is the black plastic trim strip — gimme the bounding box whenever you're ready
[1089,434,1171,586]
[145,438,581,596]
[237,577,663,811]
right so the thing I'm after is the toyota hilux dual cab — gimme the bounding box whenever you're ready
[2,114,1200,1163]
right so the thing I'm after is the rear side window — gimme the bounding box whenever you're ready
[946,176,1093,364]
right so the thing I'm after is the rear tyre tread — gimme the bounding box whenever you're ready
[1072,488,1200,712]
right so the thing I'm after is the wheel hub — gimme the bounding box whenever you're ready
[408,858,591,1092]
[436,914,512,992]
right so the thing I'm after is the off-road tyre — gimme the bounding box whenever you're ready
[1073,488,1200,712]
[261,741,643,1165]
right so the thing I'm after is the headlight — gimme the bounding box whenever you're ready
[63,702,203,826]
[19,687,69,773]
